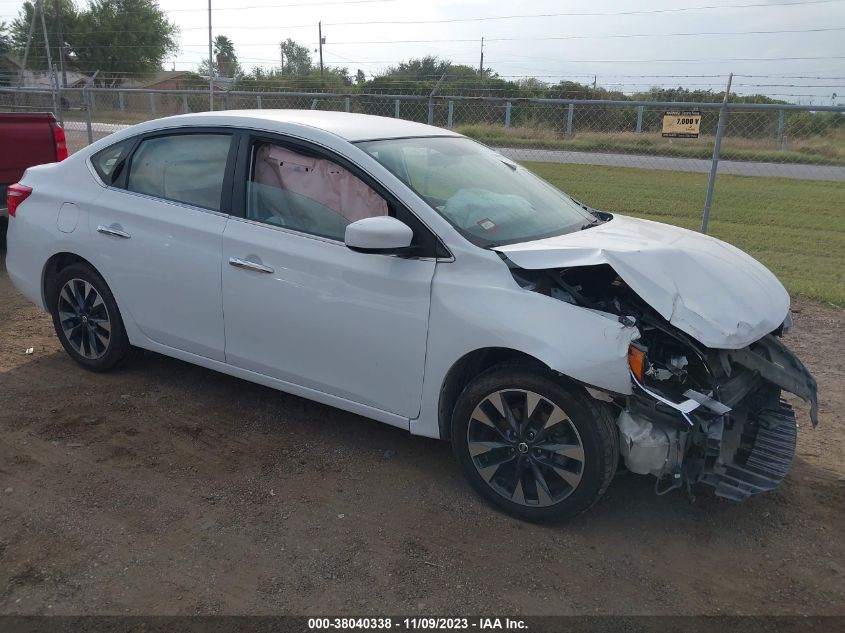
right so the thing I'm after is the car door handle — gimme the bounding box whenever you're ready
[228,257,274,274]
[97,224,131,239]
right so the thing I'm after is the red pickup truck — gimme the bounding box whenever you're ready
[1,112,68,220]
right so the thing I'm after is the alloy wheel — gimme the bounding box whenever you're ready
[467,389,585,507]
[57,278,112,360]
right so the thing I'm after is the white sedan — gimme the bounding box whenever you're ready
[5,111,818,520]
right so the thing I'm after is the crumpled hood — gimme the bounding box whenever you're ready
[494,214,789,349]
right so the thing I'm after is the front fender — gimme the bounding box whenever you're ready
[412,260,639,438]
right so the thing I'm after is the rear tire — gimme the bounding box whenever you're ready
[451,362,618,521]
[48,263,134,372]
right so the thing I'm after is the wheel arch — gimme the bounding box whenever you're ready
[438,347,554,441]
[41,252,97,311]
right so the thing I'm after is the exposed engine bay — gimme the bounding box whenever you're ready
[508,259,819,501]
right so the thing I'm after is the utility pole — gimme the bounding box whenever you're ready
[479,37,484,78]
[55,0,67,87]
[208,0,214,110]
[19,0,39,85]
[318,22,325,78]
[37,0,58,116]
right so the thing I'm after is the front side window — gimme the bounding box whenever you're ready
[127,134,231,211]
[246,142,388,241]
[357,136,596,247]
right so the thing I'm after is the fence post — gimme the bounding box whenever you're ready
[149,91,156,116]
[89,91,96,114]
[51,66,63,126]
[447,100,454,128]
[505,100,512,128]
[636,105,644,133]
[311,98,318,110]
[428,72,447,126]
[566,103,574,136]
[118,91,125,111]
[701,73,733,234]
[83,87,93,145]
[344,96,351,113]
[256,94,262,109]
[776,108,785,150]
[182,93,189,113]
[394,99,400,118]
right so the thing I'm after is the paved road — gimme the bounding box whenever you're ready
[497,147,845,182]
[62,122,844,182]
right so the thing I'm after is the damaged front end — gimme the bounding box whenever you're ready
[510,261,819,502]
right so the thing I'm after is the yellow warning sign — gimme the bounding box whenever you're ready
[662,110,702,138]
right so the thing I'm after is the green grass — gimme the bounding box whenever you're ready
[458,124,845,166]
[522,162,845,305]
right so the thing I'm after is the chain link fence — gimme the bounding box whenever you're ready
[2,85,843,226]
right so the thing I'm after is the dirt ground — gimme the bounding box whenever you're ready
[0,236,843,616]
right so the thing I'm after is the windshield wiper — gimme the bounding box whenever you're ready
[580,218,600,230]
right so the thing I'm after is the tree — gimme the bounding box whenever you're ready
[0,21,9,54]
[515,77,548,97]
[279,38,312,75]
[0,21,9,57]
[0,21,13,86]
[72,0,178,85]
[197,34,242,79]
[367,56,513,96]
[10,0,179,86]
[355,68,366,86]
[10,0,79,72]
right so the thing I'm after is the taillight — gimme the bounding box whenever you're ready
[52,124,68,161]
[7,183,33,217]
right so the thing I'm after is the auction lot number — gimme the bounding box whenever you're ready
[308,617,527,630]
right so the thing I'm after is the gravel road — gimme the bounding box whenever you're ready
[497,147,845,182]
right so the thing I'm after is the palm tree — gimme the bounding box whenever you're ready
[213,35,236,61]
[213,35,237,78]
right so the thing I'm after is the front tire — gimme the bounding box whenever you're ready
[451,363,618,521]
[49,263,134,372]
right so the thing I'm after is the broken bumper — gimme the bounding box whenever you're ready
[627,334,818,501]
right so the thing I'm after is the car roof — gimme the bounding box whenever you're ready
[175,109,462,142]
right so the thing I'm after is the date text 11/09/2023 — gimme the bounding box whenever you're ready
[308,617,528,630]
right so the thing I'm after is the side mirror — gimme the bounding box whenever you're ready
[344,216,414,254]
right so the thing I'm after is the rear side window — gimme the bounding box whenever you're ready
[127,134,231,211]
[91,139,134,184]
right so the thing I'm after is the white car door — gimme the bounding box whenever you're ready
[221,135,439,419]
[87,131,236,361]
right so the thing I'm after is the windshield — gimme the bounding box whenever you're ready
[356,136,596,247]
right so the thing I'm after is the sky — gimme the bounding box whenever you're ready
[2,0,844,103]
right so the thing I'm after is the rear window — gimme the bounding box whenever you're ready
[91,139,134,184]
[126,134,232,211]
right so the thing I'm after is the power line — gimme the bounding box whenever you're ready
[310,0,845,26]
[315,26,845,44]
[33,24,845,40]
